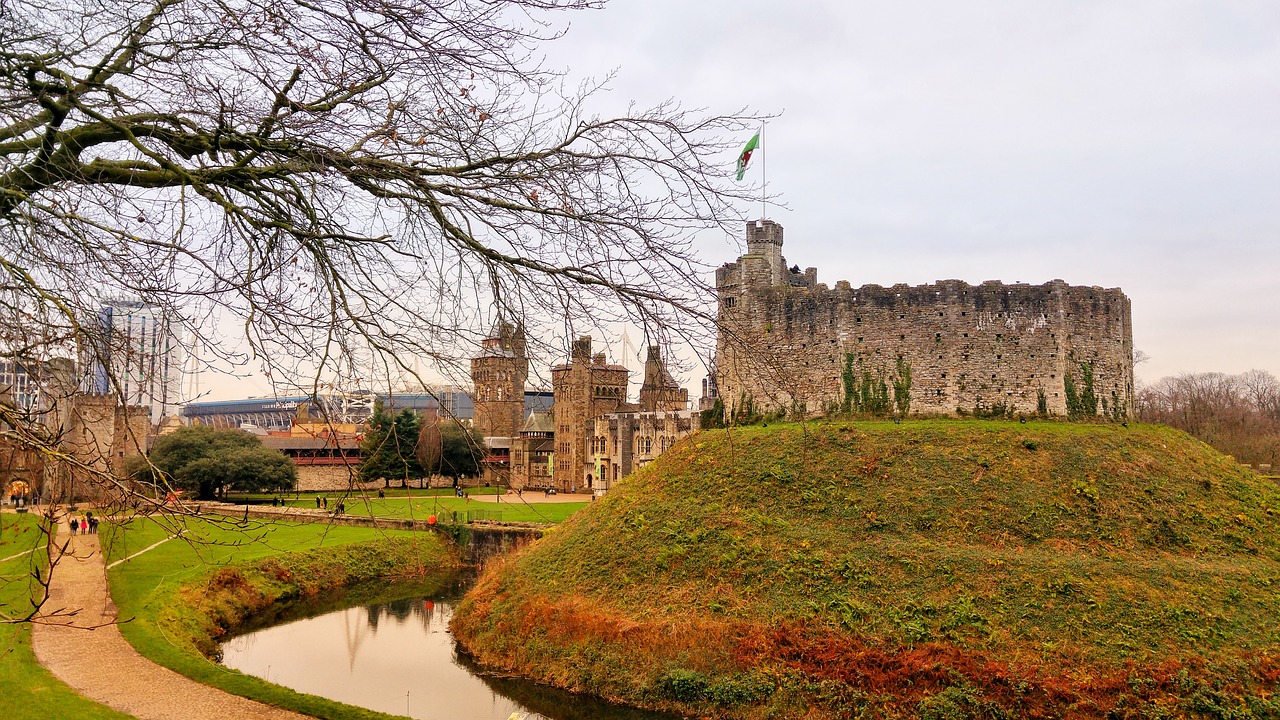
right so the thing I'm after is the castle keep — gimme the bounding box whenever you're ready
[715,220,1135,419]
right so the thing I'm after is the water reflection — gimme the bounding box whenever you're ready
[221,594,680,720]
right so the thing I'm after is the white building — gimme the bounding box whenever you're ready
[86,300,183,424]
[0,356,76,421]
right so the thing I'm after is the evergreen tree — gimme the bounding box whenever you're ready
[360,406,425,487]
[439,421,486,481]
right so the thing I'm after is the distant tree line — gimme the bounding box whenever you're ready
[1137,369,1280,468]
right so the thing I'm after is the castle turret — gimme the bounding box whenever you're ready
[638,346,688,412]
[746,218,784,254]
[744,219,786,286]
[551,336,629,492]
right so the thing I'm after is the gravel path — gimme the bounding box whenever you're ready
[31,521,313,720]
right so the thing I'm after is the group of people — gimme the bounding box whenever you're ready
[311,496,345,514]
[68,513,98,535]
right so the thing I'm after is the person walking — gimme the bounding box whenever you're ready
[69,516,79,535]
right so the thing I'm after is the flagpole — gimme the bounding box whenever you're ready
[761,123,767,220]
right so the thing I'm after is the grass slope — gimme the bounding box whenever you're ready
[454,421,1280,719]
[105,516,461,719]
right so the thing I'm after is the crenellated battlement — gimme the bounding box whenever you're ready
[745,218,784,250]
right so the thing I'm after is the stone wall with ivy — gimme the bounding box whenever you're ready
[714,226,1134,419]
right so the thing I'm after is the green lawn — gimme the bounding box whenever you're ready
[230,485,503,500]
[0,512,132,720]
[103,514,456,719]
[101,512,410,568]
[273,494,589,524]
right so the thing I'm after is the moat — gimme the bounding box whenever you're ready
[220,590,679,720]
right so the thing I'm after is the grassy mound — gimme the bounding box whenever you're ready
[453,421,1280,719]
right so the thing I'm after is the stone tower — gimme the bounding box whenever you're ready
[551,336,629,492]
[638,346,688,412]
[45,394,149,503]
[470,321,528,440]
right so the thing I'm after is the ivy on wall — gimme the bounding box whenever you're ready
[1065,358,1098,419]
[841,354,912,417]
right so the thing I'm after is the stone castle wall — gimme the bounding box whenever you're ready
[294,464,382,492]
[715,221,1134,419]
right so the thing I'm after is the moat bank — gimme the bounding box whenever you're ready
[105,520,464,720]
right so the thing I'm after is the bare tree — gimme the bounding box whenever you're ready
[1137,369,1280,468]
[1238,369,1280,419]
[0,0,760,501]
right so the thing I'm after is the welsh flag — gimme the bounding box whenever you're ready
[735,131,760,181]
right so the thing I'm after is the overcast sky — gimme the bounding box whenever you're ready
[204,0,1278,400]
[538,0,1280,386]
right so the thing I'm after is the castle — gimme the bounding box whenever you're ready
[714,220,1135,419]
[472,326,697,493]
[467,219,1134,492]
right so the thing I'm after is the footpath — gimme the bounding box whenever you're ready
[31,519,311,720]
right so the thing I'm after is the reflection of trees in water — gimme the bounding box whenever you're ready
[368,594,442,627]
[349,598,444,667]
[229,575,466,640]
[453,650,681,720]
[335,577,473,669]
[365,598,439,633]
[385,597,419,622]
